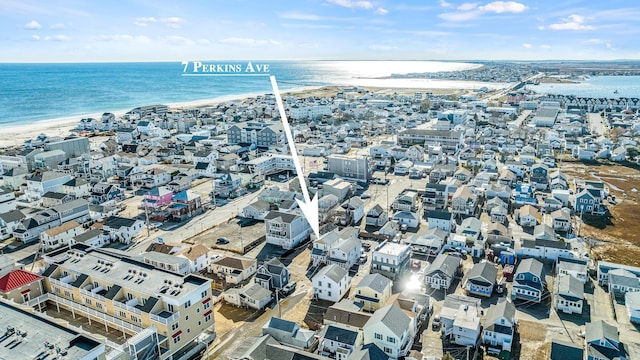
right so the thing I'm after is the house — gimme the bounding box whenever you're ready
[262,317,316,350]
[557,257,589,284]
[131,167,171,188]
[424,254,461,291]
[371,242,411,280]
[340,197,365,226]
[174,244,211,273]
[13,209,60,243]
[195,162,217,178]
[41,191,74,208]
[530,163,549,190]
[143,186,173,209]
[574,189,600,215]
[440,294,481,346]
[625,291,640,324]
[102,216,144,244]
[254,258,290,291]
[211,255,257,284]
[608,269,640,295]
[61,178,91,199]
[322,178,353,201]
[324,299,372,331]
[326,236,362,271]
[550,340,584,360]
[169,190,203,219]
[241,200,271,220]
[490,205,509,224]
[264,211,312,250]
[225,283,272,310]
[213,173,243,198]
[90,182,123,204]
[0,209,25,240]
[0,269,43,304]
[40,220,84,250]
[313,264,351,302]
[482,300,517,353]
[585,320,628,360]
[517,204,540,228]
[457,217,482,243]
[73,228,109,248]
[551,208,572,232]
[597,261,640,287]
[366,204,388,227]
[363,304,414,359]
[451,186,478,217]
[392,211,420,229]
[511,258,544,303]
[318,323,363,359]
[392,191,419,212]
[425,210,454,232]
[353,273,392,312]
[466,261,497,297]
[0,187,16,213]
[25,171,74,202]
[554,274,584,314]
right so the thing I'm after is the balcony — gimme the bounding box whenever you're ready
[50,277,73,290]
[149,310,180,325]
[114,298,142,315]
[28,293,143,333]
[80,287,106,302]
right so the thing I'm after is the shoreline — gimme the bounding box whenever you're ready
[0,83,467,148]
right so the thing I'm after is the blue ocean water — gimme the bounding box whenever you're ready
[531,76,640,98]
[0,61,493,126]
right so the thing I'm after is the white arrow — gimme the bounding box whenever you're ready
[270,75,320,239]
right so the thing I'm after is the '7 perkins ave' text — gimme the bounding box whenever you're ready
[182,61,270,74]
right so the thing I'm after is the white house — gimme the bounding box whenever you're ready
[425,210,454,232]
[313,264,351,302]
[264,210,312,250]
[101,216,144,244]
[224,283,272,310]
[211,255,257,284]
[554,274,584,315]
[40,220,84,250]
[371,242,411,280]
[482,300,517,353]
[363,304,414,359]
[318,323,363,359]
[366,204,388,227]
[175,244,211,273]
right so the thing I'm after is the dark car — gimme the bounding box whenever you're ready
[216,237,230,245]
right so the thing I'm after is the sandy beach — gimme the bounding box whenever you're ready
[0,85,466,149]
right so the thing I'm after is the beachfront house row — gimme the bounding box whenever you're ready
[363,304,414,359]
[482,300,517,353]
[511,258,545,303]
[264,210,312,250]
[312,264,351,302]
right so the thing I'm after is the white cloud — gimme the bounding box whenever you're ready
[326,0,374,9]
[23,20,42,30]
[49,23,65,29]
[31,35,41,41]
[522,43,533,49]
[478,1,527,13]
[44,35,70,41]
[134,17,185,28]
[369,44,398,51]
[218,38,280,47]
[196,39,210,45]
[164,36,195,46]
[438,0,453,8]
[537,25,545,30]
[548,14,594,31]
[457,3,478,11]
[540,44,551,49]
[375,7,388,15]
[95,34,152,43]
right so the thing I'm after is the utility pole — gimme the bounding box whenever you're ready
[143,192,151,237]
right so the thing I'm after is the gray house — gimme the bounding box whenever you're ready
[255,258,290,291]
[262,316,316,350]
[511,258,544,303]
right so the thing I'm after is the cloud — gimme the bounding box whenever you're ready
[134,17,185,28]
[279,12,357,21]
[197,39,210,45]
[375,7,388,15]
[163,36,196,46]
[218,37,280,47]
[369,44,398,51]
[44,35,70,41]
[23,20,42,30]
[457,3,478,11]
[547,14,594,31]
[522,43,533,49]
[438,0,453,8]
[95,34,152,43]
[540,44,551,49]
[49,23,65,29]
[280,23,337,29]
[439,1,527,22]
[31,35,40,41]
[326,0,374,9]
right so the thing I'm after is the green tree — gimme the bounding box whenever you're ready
[627,147,639,161]
[419,99,432,113]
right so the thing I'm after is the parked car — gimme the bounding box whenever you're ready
[281,281,297,295]
[432,315,441,331]
[411,260,421,271]
[359,254,368,264]
[216,237,229,245]
[360,192,371,199]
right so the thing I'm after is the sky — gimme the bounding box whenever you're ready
[1,0,639,62]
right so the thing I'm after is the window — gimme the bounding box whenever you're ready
[201,290,207,298]
[328,283,332,289]
[204,302,211,310]
[318,281,322,287]
[197,308,200,313]
[205,314,212,322]
[387,336,395,343]
[131,315,138,322]
[384,347,392,354]
[168,304,175,312]
[119,311,126,318]
[96,303,103,310]
[375,333,383,340]
[328,291,332,297]
[172,323,179,331]
[185,300,191,308]
[185,315,189,321]
[173,335,181,344]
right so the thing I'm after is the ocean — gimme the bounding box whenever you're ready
[530,76,640,98]
[0,61,503,126]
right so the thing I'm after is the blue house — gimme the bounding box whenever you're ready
[574,189,600,215]
[511,258,544,303]
[530,163,549,190]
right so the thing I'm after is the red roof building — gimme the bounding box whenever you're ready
[0,269,42,293]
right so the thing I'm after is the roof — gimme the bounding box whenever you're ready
[550,340,584,360]
[324,300,371,329]
[0,209,25,223]
[73,228,104,244]
[586,320,619,345]
[265,210,300,224]
[213,255,256,270]
[365,303,411,338]
[265,316,297,334]
[467,261,497,286]
[484,300,516,328]
[348,343,390,360]
[323,324,359,346]
[0,270,42,292]
[43,220,81,237]
[243,283,272,300]
[103,216,139,229]
[175,244,209,261]
[314,264,347,284]
[427,210,452,220]
[556,274,584,300]
[425,254,460,278]
[516,258,544,278]
[355,273,391,294]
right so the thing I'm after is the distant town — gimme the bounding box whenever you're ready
[0,73,640,360]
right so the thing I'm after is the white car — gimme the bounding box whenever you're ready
[360,192,371,199]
